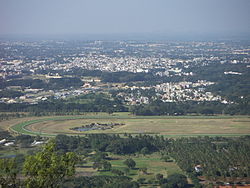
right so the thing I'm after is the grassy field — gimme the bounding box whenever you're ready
[3,112,250,137]
[75,152,184,182]
[99,153,184,178]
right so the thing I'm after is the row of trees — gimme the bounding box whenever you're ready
[0,113,27,121]
[131,100,249,115]
[1,99,248,116]
[61,176,139,188]
[0,94,127,115]
[55,134,168,155]
[2,77,83,90]
[61,173,188,188]
[166,136,250,181]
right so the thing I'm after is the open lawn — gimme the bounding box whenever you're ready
[76,152,184,182]
[2,113,250,137]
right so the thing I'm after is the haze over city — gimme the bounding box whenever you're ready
[1,0,250,39]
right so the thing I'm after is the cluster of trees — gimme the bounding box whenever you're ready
[1,99,248,116]
[55,134,250,185]
[158,173,188,188]
[0,130,12,140]
[90,152,138,177]
[2,133,250,187]
[0,94,127,115]
[14,135,37,148]
[1,101,247,117]
[166,136,250,181]
[62,176,139,188]
[101,71,160,83]
[2,77,83,90]
[131,100,249,115]
[0,113,27,121]
[61,173,188,188]
[0,90,23,98]
[55,134,168,155]
[0,135,169,187]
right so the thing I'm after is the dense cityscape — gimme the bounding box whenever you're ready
[1,40,249,108]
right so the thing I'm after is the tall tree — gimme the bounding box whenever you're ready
[0,158,19,188]
[123,158,136,169]
[23,140,78,188]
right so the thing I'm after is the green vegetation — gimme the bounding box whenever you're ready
[0,140,78,188]
[23,140,78,188]
[131,100,250,116]
[2,112,250,187]
[161,173,188,188]
[1,37,250,187]
[62,176,139,188]
[0,158,19,187]
[0,93,127,115]
[0,112,28,121]
[97,153,183,179]
[1,131,250,187]
[123,158,136,169]
[1,65,250,117]
[167,136,250,179]
[53,134,250,186]
[4,77,83,90]
[0,90,23,98]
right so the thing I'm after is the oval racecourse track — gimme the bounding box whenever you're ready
[9,114,250,137]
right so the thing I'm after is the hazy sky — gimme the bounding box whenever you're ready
[1,0,250,37]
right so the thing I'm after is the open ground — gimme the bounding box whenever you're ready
[3,113,250,137]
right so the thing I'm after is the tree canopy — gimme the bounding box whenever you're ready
[23,140,78,188]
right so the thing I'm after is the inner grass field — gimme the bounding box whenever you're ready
[6,112,250,137]
[75,152,185,183]
[96,153,184,179]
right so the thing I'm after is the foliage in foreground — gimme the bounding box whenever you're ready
[1,134,250,187]
[0,158,19,187]
[0,140,78,188]
[23,140,78,188]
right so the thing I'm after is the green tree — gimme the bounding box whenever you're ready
[107,108,114,115]
[156,173,164,181]
[23,140,78,188]
[123,158,136,169]
[102,160,112,171]
[104,180,139,188]
[161,173,188,188]
[123,167,130,175]
[93,161,103,171]
[0,158,19,188]
[111,169,125,176]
